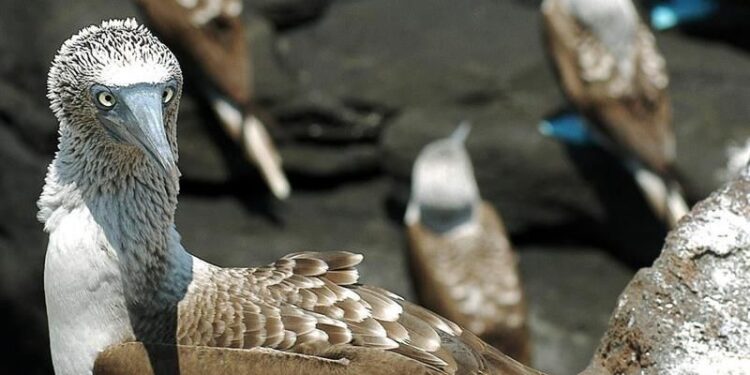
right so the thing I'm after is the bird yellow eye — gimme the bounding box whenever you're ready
[97,91,116,108]
[162,87,174,104]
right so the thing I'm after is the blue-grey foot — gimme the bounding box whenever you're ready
[650,0,719,30]
[538,112,595,146]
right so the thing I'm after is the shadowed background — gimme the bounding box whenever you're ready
[1,0,749,374]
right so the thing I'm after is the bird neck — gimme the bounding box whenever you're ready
[416,201,480,234]
[40,127,195,345]
[40,126,182,283]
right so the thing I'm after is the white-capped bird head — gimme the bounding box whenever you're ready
[405,122,480,233]
[559,0,639,79]
[48,19,183,179]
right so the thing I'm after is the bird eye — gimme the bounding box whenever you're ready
[162,87,175,104]
[96,90,116,109]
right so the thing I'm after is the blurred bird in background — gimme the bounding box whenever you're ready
[540,0,689,228]
[134,0,290,199]
[405,123,530,364]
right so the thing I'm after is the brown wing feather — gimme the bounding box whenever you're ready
[541,0,674,173]
[134,0,251,105]
[96,342,456,375]
[176,251,542,374]
[408,202,530,363]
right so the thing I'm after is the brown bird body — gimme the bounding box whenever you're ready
[541,0,688,226]
[408,203,530,364]
[135,0,290,199]
[96,341,536,375]
[95,342,447,375]
[153,251,539,375]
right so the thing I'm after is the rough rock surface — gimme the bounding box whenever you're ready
[244,0,331,29]
[581,172,750,374]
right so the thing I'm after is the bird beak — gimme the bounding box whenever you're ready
[99,85,176,176]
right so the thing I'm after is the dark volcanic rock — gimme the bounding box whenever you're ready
[277,0,548,109]
[281,143,381,178]
[660,32,750,200]
[0,110,53,375]
[520,247,633,375]
[245,14,298,102]
[581,172,750,374]
[245,0,331,29]
[172,94,235,183]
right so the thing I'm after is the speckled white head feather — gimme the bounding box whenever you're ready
[560,0,639,77]
[44,18,185,185]
[405,122,480,231]
[48,18,182,123]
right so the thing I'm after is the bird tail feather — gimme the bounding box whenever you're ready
[628,160,689,228]
[241,115,291,200]
[212,96,243,140]
[211,96,291,200]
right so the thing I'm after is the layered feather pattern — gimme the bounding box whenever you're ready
[173,251,537,374]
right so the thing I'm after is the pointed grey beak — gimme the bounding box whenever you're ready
[97,84,176,175]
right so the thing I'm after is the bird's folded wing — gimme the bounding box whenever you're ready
[407,203,529,361]
[174,250,542,374]
[93,342,441,375]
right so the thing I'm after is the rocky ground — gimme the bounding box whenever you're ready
[1,0,749,374]
[582,164,750,374]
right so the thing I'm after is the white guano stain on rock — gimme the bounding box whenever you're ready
[680,208,750,257]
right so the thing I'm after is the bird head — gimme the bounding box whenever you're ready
[405,122,480,232]
[48,19,183,177]
[559,0,639,67]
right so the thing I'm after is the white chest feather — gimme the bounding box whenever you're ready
[44,206,135,375]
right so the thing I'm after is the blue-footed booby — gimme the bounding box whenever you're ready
[133,0,290,199]
[541,0,690,228]
[40,20,542,375]
[405,124,530,364]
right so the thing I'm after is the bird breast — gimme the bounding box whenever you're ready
[44,206,136,375]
